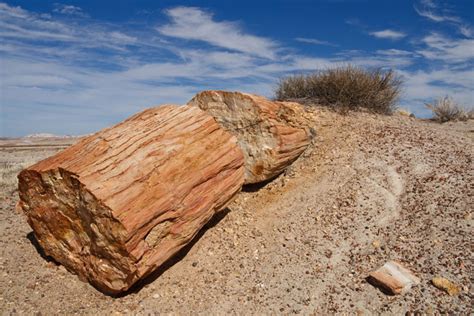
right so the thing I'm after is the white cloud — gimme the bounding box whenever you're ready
[295,37,337,47]
[0,2,28,18]
[349,56,413,68]
[254,56,336,74]
[414,6,460,23]
[337,50,414,68]
[376,49,414,56]
[1,57,201,133]
[345,18,364,28]
[420,0,437,9]
[291,57,336,70]
[0,21,75,41]
[459,25,473,38]
[5,74,72,87]
[414,0,460,23]
[369,29,406,40]
[0,2,138,52]
[157,6,278,59]
[414,0,473,39]
[53,4,88,18]
[112,31,137,43]
[398,68,474,116]
[417,33,474,63]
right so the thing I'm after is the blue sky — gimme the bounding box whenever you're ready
[0,0,473,136]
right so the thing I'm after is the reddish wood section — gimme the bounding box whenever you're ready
[368,261,420,295]
[188,91,312,184]
[17,105,245,294]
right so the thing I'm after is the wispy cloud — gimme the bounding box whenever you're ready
[414,0,460,23]
[414,7,460,23]
[336,50,414,68]
[157,6,278,59]
[399,67,474,116]
[295,37,337,47]
[53,3,89,18]
[414,0,473,39]
[369,29,406,40]
[0,2,138,52]
[376,49,414,56]
[459,25,474,38]
[0,2,27,18]
[345,18,365,28]
[420,0,437,9]
[417,33,474,63]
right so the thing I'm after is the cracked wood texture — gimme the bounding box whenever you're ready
[17,105,245,294]
[188,91,313,184]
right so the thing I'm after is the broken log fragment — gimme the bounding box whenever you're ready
[17,105,245,294]
[187,91,313,184]
[368,261,420,295]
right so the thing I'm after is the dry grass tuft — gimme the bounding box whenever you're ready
[425,96,474,123]
[275,65,402,114]
[0,161,29,192]
[0,154,44,193]
[395,108,414,117]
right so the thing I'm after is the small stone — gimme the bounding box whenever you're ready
[431,277,460,296]
[368,261,420,295]
[26,283,36,290]
[372,240,381,248]
[152,293,160,299]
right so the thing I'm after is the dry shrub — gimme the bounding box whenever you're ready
[275,65,402,114]
[425,96,474,122]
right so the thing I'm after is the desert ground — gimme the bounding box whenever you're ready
[0,107,472,315]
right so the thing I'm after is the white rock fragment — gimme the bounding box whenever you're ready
[368,260,420,295]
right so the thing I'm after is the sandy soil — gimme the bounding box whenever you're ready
[0,109,472,315]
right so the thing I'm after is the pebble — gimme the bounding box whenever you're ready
[372,240,381,248]
[431,277,460,295]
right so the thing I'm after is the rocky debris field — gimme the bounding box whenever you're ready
[0,107,472,314]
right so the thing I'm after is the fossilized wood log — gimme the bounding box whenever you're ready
[187,91,313,184]
[17,105,245,294]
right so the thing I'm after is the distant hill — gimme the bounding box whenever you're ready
[25,133,76,138]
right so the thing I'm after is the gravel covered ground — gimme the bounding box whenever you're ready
[1,108,472,315]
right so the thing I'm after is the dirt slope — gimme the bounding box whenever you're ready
[0,108,472,314]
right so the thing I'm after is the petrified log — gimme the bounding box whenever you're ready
[187,91,313,184]
[17,105,245,294]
